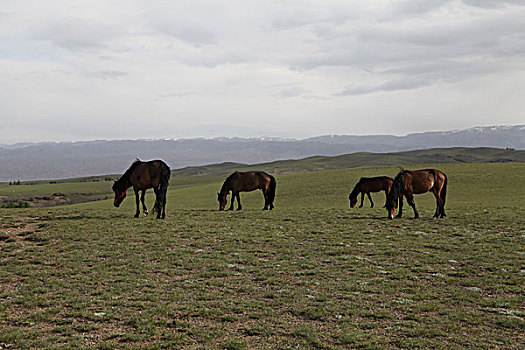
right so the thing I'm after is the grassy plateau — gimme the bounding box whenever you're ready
[0,162,524,349]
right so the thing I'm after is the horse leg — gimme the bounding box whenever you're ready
[141,190,148,216]
[433,187,446,219]
[440,200,446,218]
[367,193,374,208]
[155,187,162,219]
[406,194,419,219]
[228,191,235,211]
[395,194,404,218]
[268,188,275,210]
[161,187,167,219]
[236,192,242,210]
[359,193,364,208]
[433,193,441,219]
[262,189,268,210]
[152,187,160,217]
[134,189,140,218]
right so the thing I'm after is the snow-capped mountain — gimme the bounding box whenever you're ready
[1,125,524,180]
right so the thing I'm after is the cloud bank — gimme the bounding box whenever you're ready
[1,0,524,142]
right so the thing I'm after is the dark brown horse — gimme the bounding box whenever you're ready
[385,169,447,220]
[218,171,276,210]
[349,176,393,208]
[112,159,170,219]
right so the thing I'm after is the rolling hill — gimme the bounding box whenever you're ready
[172,147,525,177]
[1,125,524,181]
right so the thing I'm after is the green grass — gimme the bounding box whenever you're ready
[0,163,524,349]
[0,179,113,207]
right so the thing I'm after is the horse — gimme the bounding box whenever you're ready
[112,159,171,219]
[385,169,447,220]
[218,171,276,210]
[349,176,393,208]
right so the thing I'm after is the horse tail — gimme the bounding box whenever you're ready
[153,163,171,215]
[267,174,276,206]
[440,172,448,206]
[159,163,171,202]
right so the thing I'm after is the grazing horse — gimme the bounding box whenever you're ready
[218,171,276,210]
[112,159,170,219]
[349,176,393,208]
[385,169,447,220]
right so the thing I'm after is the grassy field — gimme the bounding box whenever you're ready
[0,163,524,349]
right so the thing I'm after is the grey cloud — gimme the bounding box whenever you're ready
[272,86,307,98]
[270,6,354,31]
[88,70,128,80]
[32,17,123,50]
[159,91,195,98]
[290,3,525,95]
[155,19,217,45]
[462,0,525,8]
[337,76,430,96]
[392,0,452,15]
[337,56,525,96]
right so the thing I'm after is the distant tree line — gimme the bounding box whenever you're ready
[9,180,21,185]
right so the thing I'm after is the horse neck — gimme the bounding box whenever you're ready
[349,183,361,198]
[116,173,131,190]
[219,180,231,195]
[117,160,142,188]
[390,174,404,200]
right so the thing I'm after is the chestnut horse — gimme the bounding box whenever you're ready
[385,169,447,220]
[349,176,393,208]
[112,159,170,219]
[218,171,276,210]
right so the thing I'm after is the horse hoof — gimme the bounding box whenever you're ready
[144,210,149,216]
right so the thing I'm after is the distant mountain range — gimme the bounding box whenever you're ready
[1,125,524,181]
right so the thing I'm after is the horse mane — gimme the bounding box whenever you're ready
[219,172,236,194]
[349,181,362,198]
[113,159,143,191]
[386,171,405,207]
[398,167,414,175]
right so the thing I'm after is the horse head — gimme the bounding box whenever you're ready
[348,182,361,208]
[349,194,358,208]
[217,191,228,210]
[385,173,403,219]
[385,195,397,220]
[112,181,127,207]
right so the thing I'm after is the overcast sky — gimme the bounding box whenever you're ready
[1,0,524,143]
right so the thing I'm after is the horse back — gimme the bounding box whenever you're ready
[131,160,167,189]
[230,171,271,192]
[360,176,393,192]
[407,169,443,194]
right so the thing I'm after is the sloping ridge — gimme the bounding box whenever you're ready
[172,147,525,177]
